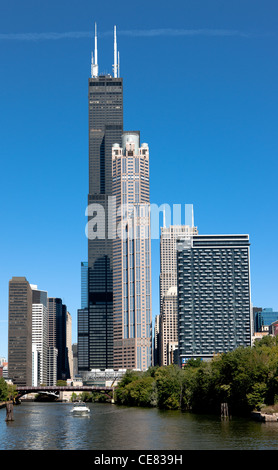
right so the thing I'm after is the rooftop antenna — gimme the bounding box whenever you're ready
[113,25,118,78]
[91,22,99,77]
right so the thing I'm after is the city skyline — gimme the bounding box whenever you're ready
[1,0,278,358]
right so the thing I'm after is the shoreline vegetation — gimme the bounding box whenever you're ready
[114,336,278,417]
[72,336,278,418]
[1,336,278,418]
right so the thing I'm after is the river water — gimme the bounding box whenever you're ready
[1,402,278,450]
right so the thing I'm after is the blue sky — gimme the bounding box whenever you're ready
[0,0,277,358]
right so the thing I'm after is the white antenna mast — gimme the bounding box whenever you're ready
[113,25,118,78]
[91,22,99,77]
[94,22,98,69]
[118,50,120,77]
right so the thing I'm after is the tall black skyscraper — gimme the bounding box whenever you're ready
[48,298,69,381]
[82,24,123,371]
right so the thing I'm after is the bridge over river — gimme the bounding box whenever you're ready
[16,385,114,399]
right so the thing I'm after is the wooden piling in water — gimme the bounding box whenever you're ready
[5,402,14,421]
[221,402,229,419]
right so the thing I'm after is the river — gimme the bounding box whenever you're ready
[1,401,278,450]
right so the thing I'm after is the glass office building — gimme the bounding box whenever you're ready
[48,298,69,381]
[81,261,88,310]
[256,308,278,331]
[80,25,124,371]
[87,76,123,370]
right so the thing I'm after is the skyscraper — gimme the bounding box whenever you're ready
[177,234,252,364]
[112,132,152,370]
[159,286,178,366]
[31,284,48,385]
[253,308,278,333]
[8,277,32,386]
[66,311,73,379]
[160,225,198,311]
[78,262,89,373]
[81,261,88,310]
[158,224,198,366]
[48,298,69,381]
[85,25,123,370]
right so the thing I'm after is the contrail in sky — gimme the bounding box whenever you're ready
[0,28,269,41]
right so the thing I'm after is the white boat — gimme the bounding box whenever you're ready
[70,401,90,414]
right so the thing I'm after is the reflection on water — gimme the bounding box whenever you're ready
[1,402,278,450]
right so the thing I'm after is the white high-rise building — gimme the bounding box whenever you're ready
[160,225,198,307]
[31,285,48,385]
[0,357,6,366]
[32,344,39,386]
[66,311,73,379]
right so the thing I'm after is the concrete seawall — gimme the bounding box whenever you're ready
[251,411,278,422]
[0,401,14,410]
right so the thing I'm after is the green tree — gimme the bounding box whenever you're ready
[155,365,183,410]
[189,362,216,412]
[80,391,92,402]
[71,392,78,402]
[0,377,8,401]
[115,370,143,405]
[56,380,67,386]
[7,383,17,402]
[125,376,157,407]
[246,382,267,411]
[179,365,200,410]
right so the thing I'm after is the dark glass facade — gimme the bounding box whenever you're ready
[77,307,88,371]
[256,308,278,331]
[81,261,88,310]
[86,75,123,370]
[253,307,262,332]
[32,288,47,308]
[48,298,69,380]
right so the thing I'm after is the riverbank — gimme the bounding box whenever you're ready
[251,411,278,422]
[0,400,13,410]
[115,338,278,416]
